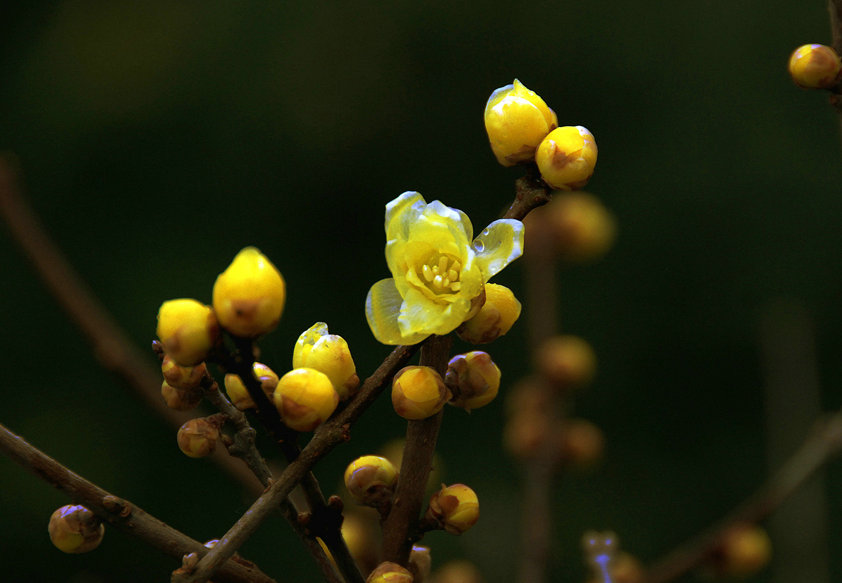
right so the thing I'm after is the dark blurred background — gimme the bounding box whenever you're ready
[1,1,841,582]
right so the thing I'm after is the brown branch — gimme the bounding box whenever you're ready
[177,342,420,583]
[0,156,262,494]
[0,421,275,583]
[381,335,452,565]
[644,412,842,583]
[503,167,553,221]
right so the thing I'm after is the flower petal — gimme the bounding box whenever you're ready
[366,278,429,345]
[472,219,525,279]
[386,192,426,243]
[399,287,472,338]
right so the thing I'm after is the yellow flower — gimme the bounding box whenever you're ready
[366,192,524,345]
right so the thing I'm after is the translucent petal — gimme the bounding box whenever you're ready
[366,278,428,345]
[472,219,525,279]
[426,200,473,241]
[399,287,471,338]
[386,192,425,243]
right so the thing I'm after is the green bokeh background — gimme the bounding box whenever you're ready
[2,1,841,581]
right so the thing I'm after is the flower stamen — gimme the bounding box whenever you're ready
[422,253,463,294]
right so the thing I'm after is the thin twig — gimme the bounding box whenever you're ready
[0,421,275,583]
[0,156,262,493]
[503,167,552,221]
[178,343,420,583]
[644,412,842,583]
[381,335,452,565]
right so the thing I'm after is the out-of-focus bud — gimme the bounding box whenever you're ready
[367,561,414,583]
[505,377,553,417]
[341,511,379,575]
[545,192,616,262]
[503,409,552,459]
[430,561,484,583]
[559,418,604,468]
[293,322,359,399]
[484,79,558,166]
[344,455,398,508]
[212,247,286,338]
[457,284,521,344]
[716,524,772,578]
[445,351,501,411]
[536,335,596,389]
[161,380,203,411]
[177,417,221,458]
[161,355,207,390]
[427,484,479,534]
[224,362,279,410]
[156,299,219,366]
[273,368,338,431]
[409,545,432,583]
[535,126,598,191]
[392,366,450,420]
[48,505,105,554]
[788,44,841,89]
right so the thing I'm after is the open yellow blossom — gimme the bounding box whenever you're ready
[366,192,524,345]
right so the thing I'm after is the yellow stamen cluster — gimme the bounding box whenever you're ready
[421,254,463,294]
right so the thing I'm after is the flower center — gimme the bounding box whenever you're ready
[420,253,462,294]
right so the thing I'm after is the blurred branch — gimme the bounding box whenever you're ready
[0,156,261,493]
[0,421,275,583]
[644,411,842,583]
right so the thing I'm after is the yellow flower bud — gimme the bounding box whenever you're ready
[788,44,841,89]
[560,418,604,468]
[484,79,558,166]
[344,455,398,507]
[293,322,359,399]
[273,368,338,431]
[161,380,203,411]
[367,562,414,583]
[536,335,596,389]
[717,525,772,578]
[391,366,450,420]
[427,483,479,535]
[535,126,598,191]
[212,247,286,338]
[161,355,207,390]
[223,362,279,410]
[48,505,105,554]
[430,561,484,583]
[177,417,221,458]
[539,192,616,262]
[445,351,501,411]
[156,299,219,366]
[457,283,521,344]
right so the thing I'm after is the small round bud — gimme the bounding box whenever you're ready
[430,561,484,583]
[344,455,398,507]
[293,322,359,399]
[212,247,286,338]
[788,44,841,89]
[367,562,414,583]
[161,355,207,390]
[535,126,598,191]
[224,361,279,410]
[156,299,219,366]
[717,524,772,578]
[457,284,521,344]
[540,192,616,262]
[484,79,558,167]
[177,417,221,458]
[445,351,501,411]
[391,366,450,420]
[560,418,604,468]
[48,504,105,554]
[427,483,479,534]
[161,380,203,411]
[273,368,338,431]
[536,335,596,389]
[409,545,432,583]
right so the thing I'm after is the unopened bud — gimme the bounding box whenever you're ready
[484,79,558,166]
[177,417,221,458]
[560,419,605,468]
[161,380,203,411]
[161,355,207,390]
[504,410,552,459]
[535,126,598,191]
[427,483,479,534]
[788,44,841,89]
[224,361,279,410]
[716,524,772,578]
[367,562,414,583]
[273,368,339,431]
[457,284,521,344]
[544,192,616,262]
[48,504,105,554]
[344,455,398,508]
[392,366,450,420]
[536,335,596,389]
[156,299,219,366]
[445,351,501,411]
[293,322,359,399]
